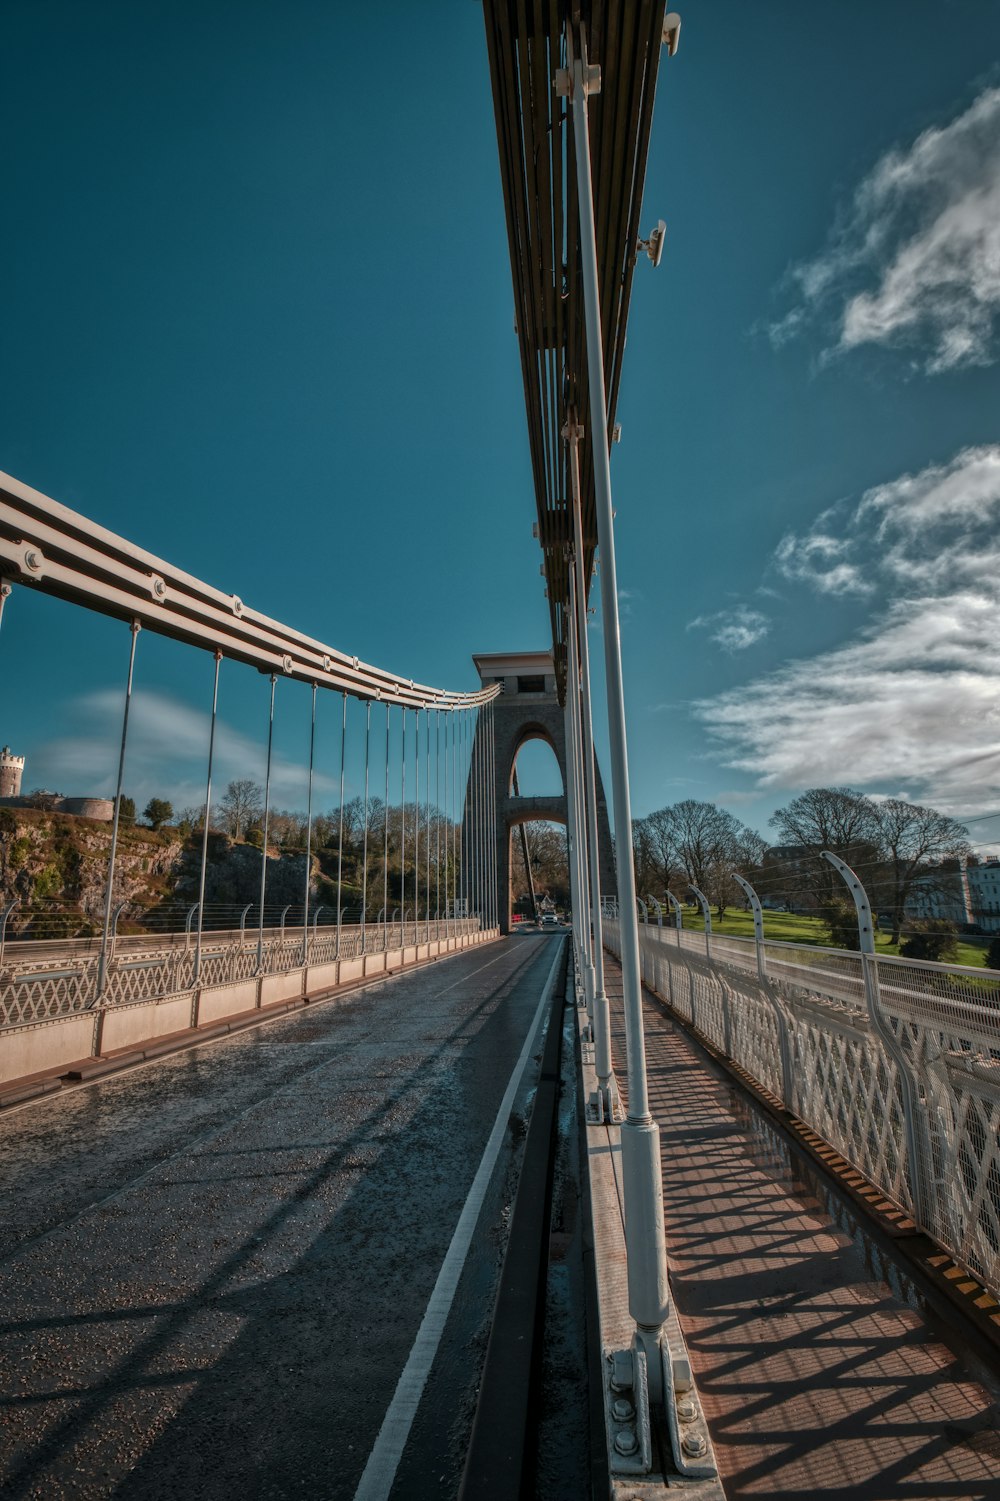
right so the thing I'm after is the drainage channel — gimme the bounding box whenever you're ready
[458,942,607,1500]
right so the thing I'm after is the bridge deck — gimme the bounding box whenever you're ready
[604,953,1000,1498]
[0,937,571,1500]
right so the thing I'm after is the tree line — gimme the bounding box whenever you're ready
[165,779,463,918]
[633,787,972,952]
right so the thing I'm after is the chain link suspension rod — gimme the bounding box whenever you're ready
[255,674,278,973]
[435,710,441,923]
[567,564,593,981]
[568,438,617,1109]
[336,692,347,959]
[361,700,371,952]
[193,651,222,986]
[563,23,669,1377]
[564,566,590,1009]
[94,619,141,1004]
[301,683,317,965]
[0,579,11,635]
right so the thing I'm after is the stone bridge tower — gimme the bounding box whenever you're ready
[464,651,616,934]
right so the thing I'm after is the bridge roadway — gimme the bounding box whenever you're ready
[0,934,577,1500]
[603,953,1000,1500]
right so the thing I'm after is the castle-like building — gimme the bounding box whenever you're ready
[0,746,25,799]
[0,747,113,820]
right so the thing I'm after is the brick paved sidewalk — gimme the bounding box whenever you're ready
[603,954,1000,1499]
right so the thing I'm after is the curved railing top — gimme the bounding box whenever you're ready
[0,468,499,710]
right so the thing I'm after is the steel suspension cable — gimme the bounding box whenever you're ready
[194,651,222,985]
[96,619,141,1002]
[361,700,371,952]
[336,691,346,960]
[400,706,406,938]
[450,708,456,930]
[301,682,317,964]
[383,702,390,951]
[412,708,418,938]
[489,699,495,924]
[256,673,278,973]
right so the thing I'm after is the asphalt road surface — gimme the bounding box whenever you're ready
[0,935,566,1500]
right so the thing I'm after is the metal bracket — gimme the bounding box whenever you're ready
[604,1346,652,1474]
[660,1332,719,1481]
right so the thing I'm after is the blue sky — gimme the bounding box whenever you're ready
[2,2,1000,851]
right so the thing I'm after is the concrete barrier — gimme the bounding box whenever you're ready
[197,980,260,1026]
[101,994,193,1053]
[0,1013,96,1085]
[260,971,303,1008]
[0,928,502,1094]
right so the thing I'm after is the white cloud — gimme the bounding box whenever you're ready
[687,605,770,653]
[31,688,337,813]
[769,86,1000,372]
[696,447,1000,816]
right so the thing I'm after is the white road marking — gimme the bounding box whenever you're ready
[353,938,566,1501]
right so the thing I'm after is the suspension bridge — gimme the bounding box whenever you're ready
[1,4,998,1498]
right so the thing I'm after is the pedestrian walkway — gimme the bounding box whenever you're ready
[604,955,1000,1500]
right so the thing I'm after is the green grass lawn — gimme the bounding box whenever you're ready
[659,907,990,970]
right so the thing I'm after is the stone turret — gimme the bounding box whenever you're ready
[0,746,24,799]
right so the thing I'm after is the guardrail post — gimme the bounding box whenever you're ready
[0,899,18,969]
[185,903,199,953]
[688,883,712,959]
[733,873,794,1109]
[311,904,327,961]
[822,850,930,1227]
[665,890,683,945]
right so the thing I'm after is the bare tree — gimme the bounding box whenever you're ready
[869,799,971,943]
[767,787,880,907]
[219,779,263,842]
[633,800,768,918]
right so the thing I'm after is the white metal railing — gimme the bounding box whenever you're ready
[0,918,486,1031]
[607,917,1000,1299]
